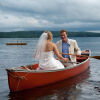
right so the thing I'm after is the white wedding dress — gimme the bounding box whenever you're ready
[38,51,65,70]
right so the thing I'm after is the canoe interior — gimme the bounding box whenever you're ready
[18,50,89,71]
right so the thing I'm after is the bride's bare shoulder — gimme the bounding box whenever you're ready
[47,41,53,44]
[51,42,57,47]
[46,41,56,47]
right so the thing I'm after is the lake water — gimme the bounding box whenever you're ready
[0,37,100,100]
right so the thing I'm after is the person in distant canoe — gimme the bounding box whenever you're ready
[56,30,81,67]
[34,31,68,70]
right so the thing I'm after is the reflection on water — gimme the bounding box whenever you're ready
[8,68,90,100]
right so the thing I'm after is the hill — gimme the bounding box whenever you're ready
[0,31,100,38]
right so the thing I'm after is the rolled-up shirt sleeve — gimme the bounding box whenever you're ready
[74,40,81,55]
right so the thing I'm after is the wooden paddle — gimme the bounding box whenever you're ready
[60,52,100,60]
[23,66,31,70]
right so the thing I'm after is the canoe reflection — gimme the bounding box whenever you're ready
[8,68,90,100]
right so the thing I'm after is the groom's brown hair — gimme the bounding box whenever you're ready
[60,30,67,35]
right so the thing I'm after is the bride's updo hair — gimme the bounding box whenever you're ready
[45,30,53,41]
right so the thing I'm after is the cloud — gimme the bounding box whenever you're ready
[0,0,100,31]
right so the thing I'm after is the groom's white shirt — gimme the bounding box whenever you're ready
[56,38,81,62]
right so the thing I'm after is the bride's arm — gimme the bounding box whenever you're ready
[53,43,69,62]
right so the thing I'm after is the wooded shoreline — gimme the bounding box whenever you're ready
[0,31,100,38]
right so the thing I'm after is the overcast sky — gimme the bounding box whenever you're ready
[0,0,100,32]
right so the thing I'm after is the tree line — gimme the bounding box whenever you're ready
[0,31,100,38]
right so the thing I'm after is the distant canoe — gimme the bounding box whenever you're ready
[6,43,27,45]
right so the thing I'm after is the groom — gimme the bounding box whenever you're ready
[56,30,81,66]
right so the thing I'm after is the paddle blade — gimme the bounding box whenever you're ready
[91,56,100,60]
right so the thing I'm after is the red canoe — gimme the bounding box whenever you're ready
[6,50,90,92]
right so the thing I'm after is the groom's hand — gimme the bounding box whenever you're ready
[63,58,69,62]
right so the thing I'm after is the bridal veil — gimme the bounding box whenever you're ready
[34,32,48,59]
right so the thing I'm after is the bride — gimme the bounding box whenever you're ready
[34,31,69,70]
